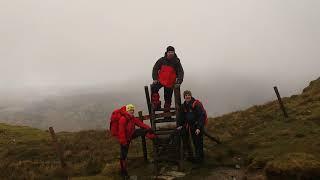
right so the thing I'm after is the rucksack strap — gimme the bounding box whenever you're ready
[192,100,200,109]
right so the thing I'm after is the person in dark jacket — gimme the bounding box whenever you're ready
[177,90,205,163]
[151,46,184,111]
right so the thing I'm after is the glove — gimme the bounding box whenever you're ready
[195,129,201,135]
[147,128,154,134]
[176,126,183,130]
[176,79,182,84]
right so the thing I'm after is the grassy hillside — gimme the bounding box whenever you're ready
[0,77,319,179]
[0,123,120,179]
[206,77,320,179]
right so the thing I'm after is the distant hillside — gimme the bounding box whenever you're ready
[0,90,147,132]
[0,77,319,179]
[1,76,313,132]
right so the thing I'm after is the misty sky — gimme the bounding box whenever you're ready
[1,1,319,101]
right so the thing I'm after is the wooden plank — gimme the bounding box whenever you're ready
[148,84,157,130]
[155,157,181,163]
[49,127,67,168]
[144,86,153,127]
[155,130,176,135]
[154,118,176,124]
[154,108,176,112]
[146,84,158,175]
[173,84,182,127]
[153,137,159,175]
[144,86,152,115]
[157,144,177,148]
[154,111,176,119]
[137,111,176,121]
[138,111,148,162]
[156,128,176,131]
[274,86,289,118]
[158,127,176,131]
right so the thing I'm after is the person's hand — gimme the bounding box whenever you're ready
[147,128,154,134]
[195,129,201,135]
[153,80,159,84]
[175,79,182,84]
[176,126,183,130]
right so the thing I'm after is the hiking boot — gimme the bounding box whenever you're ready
[120,159,129,178]
[120,170,129,177]
[164,101,171,112]
[152,101,161,111]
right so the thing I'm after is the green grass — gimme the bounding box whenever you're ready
[205,77,320,179]
[0,123,56,179]
[0,122,155,179]
[1,77,320,179]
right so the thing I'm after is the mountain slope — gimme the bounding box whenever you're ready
[0,77,319,179]
[206,77,320,179]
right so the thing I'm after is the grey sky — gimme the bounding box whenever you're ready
[1,1,319,99]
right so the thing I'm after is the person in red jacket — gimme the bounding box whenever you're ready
[117,104,155,177]
[151,46,184,111]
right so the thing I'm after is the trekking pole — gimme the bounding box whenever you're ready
[188,127,196,158]
[203,130,221,144]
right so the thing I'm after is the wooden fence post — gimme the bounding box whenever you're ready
[274,86,289,118]
[174,84,184,171]
[138,111,148,162]
[49,127,67,168]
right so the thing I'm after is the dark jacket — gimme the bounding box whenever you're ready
[152,57,184,85]
[179,97,206,130]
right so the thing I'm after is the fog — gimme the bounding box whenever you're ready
[1,0,320,118]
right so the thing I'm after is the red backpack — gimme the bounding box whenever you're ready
[192,100,208,125]
[109,107,126,137]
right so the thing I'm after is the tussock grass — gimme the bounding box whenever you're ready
[1,77,320,179]
[205,77,320,179]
